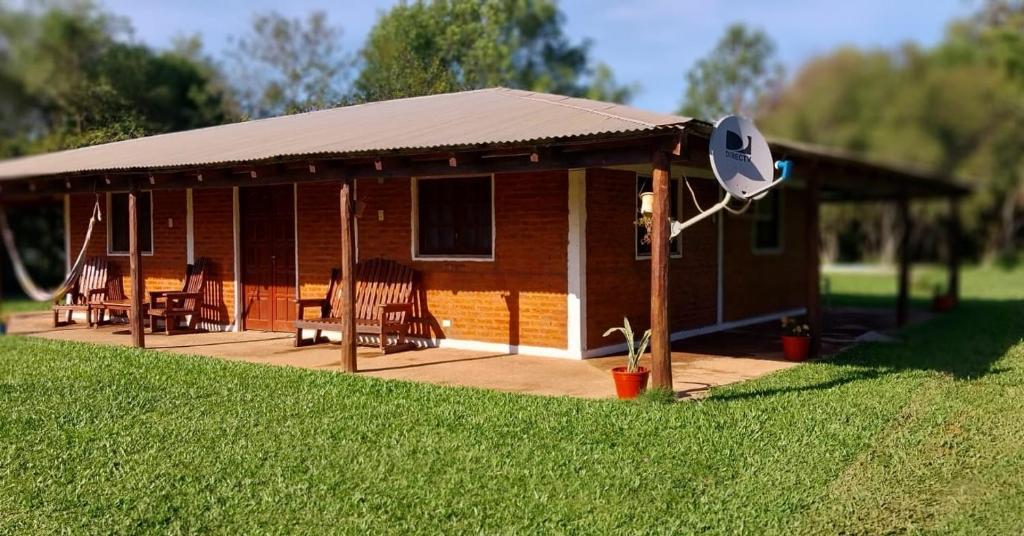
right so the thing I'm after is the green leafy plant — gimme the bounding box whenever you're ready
[603,317,651,373]
[781,316,811,337]
[635,214,654,245]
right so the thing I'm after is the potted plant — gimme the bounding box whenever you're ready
[932,284,956,312]
[603,317,652,399]
[780,317,811,362]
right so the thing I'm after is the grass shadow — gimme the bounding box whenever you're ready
[711,296,1023,402]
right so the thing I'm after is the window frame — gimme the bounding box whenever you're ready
[751,189,784,255]
[106,191,155,257]
[410,174,496,262]
[635,174,684,261]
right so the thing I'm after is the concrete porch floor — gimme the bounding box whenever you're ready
[6,308,916,399]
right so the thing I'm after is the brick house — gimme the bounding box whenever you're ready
[0,89,966,376]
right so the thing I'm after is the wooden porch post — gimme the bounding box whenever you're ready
[650,150,672,390]
[896,195,911,327]
[339,179,357,372]
[806,173,822,358]
[128,185,146,348]
[947,196,961,301]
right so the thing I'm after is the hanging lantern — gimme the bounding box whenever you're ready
[639,192,654,216]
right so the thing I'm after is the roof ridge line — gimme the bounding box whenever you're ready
[505,90,675,128]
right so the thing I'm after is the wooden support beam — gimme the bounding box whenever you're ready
[339,179,357,372]
[806,173,822,358]
[649,150,672,391]
[896,195,911,327]
[948,196,961,301]
[128,185,146,348]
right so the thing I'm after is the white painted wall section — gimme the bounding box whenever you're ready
[566,168,587,359]
[232,187,242,331]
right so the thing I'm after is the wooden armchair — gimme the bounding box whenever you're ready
[148,258,210,334]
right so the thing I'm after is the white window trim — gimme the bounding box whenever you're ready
[635,173,684,261]
[410,174,496,262]
[106,191,155,256]
[751,189,784,255]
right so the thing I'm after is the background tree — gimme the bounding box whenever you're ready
[0,2,235,153]
[0,1,237,289]
[679,23,784,120]
[759,2,1024,262]
[353,0,634,103]
[935,0,1024,256]
[228,11,352,118]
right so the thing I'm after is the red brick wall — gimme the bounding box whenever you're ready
[585,168,719,350]
[300,172,569,349]
[721,186,808,321]
[192,188,236,325]
[68,189,234,327]
[65,173,810,347]
[296,181,341,303]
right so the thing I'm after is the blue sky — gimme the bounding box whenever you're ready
[100,0,974,114]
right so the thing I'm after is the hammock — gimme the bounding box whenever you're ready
[0,199,102,302]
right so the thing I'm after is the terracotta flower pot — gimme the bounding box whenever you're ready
[932,294,957,312]
[781,335,810,362]
[611,366,650,400]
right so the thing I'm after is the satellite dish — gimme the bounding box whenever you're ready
[709,115,777,200]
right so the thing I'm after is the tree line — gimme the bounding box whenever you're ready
[684,2,1023,263]
[0,0,1020,269]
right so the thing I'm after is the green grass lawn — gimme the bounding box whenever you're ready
[1,266,1022,534]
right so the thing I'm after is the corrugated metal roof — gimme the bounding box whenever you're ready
[0,88,692,181]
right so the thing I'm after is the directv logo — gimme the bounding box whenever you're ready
[710,115,775,199]
[725,130,753,162]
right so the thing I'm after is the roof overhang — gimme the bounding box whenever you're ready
[0,88,968,202]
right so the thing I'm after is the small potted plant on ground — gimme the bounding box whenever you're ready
[932,284,956,312]
[780,317,811,362]
[603,317,652,400]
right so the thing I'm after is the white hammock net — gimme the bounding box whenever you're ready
[0,200,102,302]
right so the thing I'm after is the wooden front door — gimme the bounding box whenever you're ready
[241,185,296,332]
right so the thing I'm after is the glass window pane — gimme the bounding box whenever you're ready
[417,177,492,257]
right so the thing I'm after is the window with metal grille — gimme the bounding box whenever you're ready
[415,176,493,258]
[108,192,153,255]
